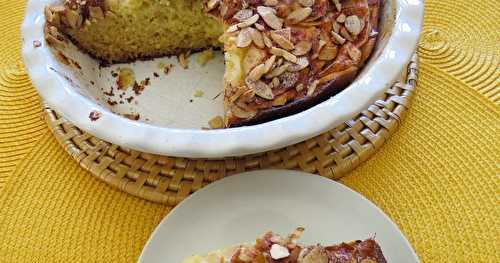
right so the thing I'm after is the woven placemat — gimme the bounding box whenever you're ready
[43,55,418,205]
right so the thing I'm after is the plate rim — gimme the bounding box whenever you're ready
[21,0,424,158]
[138,170,420,263]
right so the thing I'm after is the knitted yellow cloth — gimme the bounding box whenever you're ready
[0,0,498,262]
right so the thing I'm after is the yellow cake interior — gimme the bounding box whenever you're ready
[61,0,223,63]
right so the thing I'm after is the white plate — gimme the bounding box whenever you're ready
[139,170,419,263]
[21,0,423,158]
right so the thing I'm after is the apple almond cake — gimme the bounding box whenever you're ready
[182,227,387,263]
[44,0,381,127]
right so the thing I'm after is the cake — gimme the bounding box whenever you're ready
[44,0,380,128]
[182,227,387,262]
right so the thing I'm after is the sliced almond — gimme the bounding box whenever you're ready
[272,94,288,106]
[264,0,279,6]
[286,7,312,24]
[331,0,342,12]
[233,9,254,21]
[247,63,267,81]
[244,46,267,74]
[206,0,221,11]
[295,83,305,92]
[318,45,338,60]
[249,80,274,100]
[231,105,257,119]
[249,28,265,48]
[265,64,289,79]
[287,57,309,72]
[272,77,280,88]
[345,15,363,35]
[270,31,295,50]
[336,13,346,23]
[257,6,283,30]
[340,27,354,42]
[347,45,362,63]
[270,47,298,63]
[292,41,313,56]
[238,14,260,28]
[331,31,346,44]
[236,28,253,47]
[226,24,239,33]
[263,33,273,48]
[307,80,319,96]
[299,0,315,7]
[263,55,277,73]
[255,23,266,31]
[332,21,341,33]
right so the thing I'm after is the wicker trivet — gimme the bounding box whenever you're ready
[43,55,418,205]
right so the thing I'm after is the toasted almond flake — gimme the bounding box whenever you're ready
[287,57,309,72]
[229,86,247,103]
[336,13,346,23]
[226,24,239,33]
[270,47,298,63]
[272,94,288,106]
[231,105,256,119]
[347,45,362,62]
[332,21,341,33]
[236,28,253,47]
[307,80,319,96]
[265,64,289,79]
[247,63,267,81]
[255,23,266,31]
[208,116,224,129]
[249,80,274,99]
[345,15,363,35]
[233,9,253,21]
[295,83,305,92]
[270,31,295,50]
[263,55,277,73]
[286,7,312,24]
[299,0,315,7]
[263,33,273,48]
[206,0,220,11]
[249,28,265,48]
[238,14,260,28]
[292,41,312,56]
[340,27,354,41]
[331,0,342,12]
[244,46,267,74]
[272,77,280,87]
[264,0,279,6]
[257,6,283,30]
[318,45,338,60]
[331,31,346,44]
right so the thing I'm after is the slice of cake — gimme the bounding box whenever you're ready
[44,0,380,128]
[182,227,387,263]
[44,0,223,63]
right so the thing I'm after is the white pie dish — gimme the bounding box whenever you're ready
[21,0,423,158]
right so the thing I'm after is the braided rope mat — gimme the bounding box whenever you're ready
[43,55,418,205]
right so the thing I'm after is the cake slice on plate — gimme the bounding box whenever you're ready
[182,227,387,263]
[44,0,380,127]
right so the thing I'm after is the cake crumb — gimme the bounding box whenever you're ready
[196,48,215,66]
[178,52,190,69]
[153,72,159,77]
[194,90,204,98]
[116,67,135,90]
[123,113,140,120]
[208,116,224,129]
[89,111,101,121]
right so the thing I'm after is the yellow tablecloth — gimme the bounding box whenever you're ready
[0,0,498,262]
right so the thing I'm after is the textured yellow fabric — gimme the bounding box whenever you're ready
[0,0,499,262]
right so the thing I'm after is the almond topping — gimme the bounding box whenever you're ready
[265,64,289,79]
[331,31,346,44]
[247,63,267,81]
[233,9,254,21]
[238,14,260,28]
[236,28,253,47]
[249,28,265,48]
[286,7,312,24]
[270,31,295,50]
[336,13,346,23]
[270,47,298,63]
[249,80,274,100]
[257,6,283,30]
[206,0,220,11]
[345,15,363,35]
[299,0,315,7]
[307,80,319,96]
[293,41,313,56]
[263,55,277,73]
[331,0,342,12]
[318,45,338,60]
[287,57,309,72]
[340,27,354,42]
